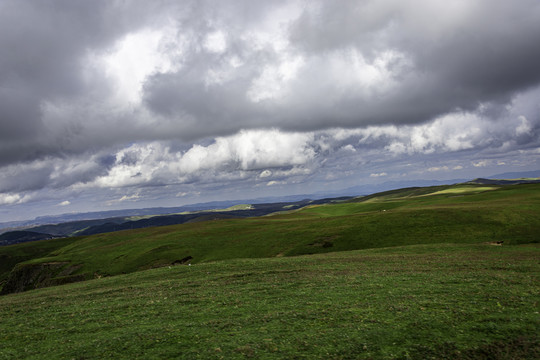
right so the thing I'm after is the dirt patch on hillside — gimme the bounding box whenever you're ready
[484,241,504,246]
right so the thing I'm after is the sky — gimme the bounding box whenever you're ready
[1,0,540,222]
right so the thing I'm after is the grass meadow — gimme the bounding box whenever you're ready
[0,183,539,358]
[2,183,538,285]
[1,243,538,359]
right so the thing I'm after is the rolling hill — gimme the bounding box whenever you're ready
[1,182,539,295]
[0,181,539,359]
[0,197,352,245]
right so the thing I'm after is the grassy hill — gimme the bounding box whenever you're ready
[1,183,539,293]
[0,243,538,359]
[0,198,344,243]
[0,182,539,358]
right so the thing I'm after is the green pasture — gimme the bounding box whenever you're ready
[1,183,539,290]
[0,244,538,359]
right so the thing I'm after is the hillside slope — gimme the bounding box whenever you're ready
[0,237,77,290]
[1,183,539,294]
[0,243,538,359]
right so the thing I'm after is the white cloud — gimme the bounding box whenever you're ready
[85,129,316,189]
[428,166,449,172]
[106,193,141,206]
[176,191,200,198]
[0,193,22,206]
[4,102,540,205]
[341,144,356,152]
[58,200,71,206]
[118,194,140,202]
[473,160,489,168]
[267,180,286,186]
[204,31,227,53]
[0,192,35,206]
[259,170,272,178]
[516,116,532,136]
[247,55,305,103]
[99,26,179,104]
[381,113,483,155]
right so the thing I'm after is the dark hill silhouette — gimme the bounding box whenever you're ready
[73,197,353,237]
[0,231,58,245]
[468,178,540,185]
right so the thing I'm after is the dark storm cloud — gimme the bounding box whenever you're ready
[1,0,540,215]
[0,162,53,193]
[0,0,166,164]
[2,0,540,163]
[139,0,540,138]
[295,0,540,126]
[0,89,41,140]
[142,43,273,138]
[0,150,118,194]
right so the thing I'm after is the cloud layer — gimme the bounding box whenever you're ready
[1,0,540,220]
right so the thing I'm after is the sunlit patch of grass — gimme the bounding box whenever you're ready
[425,186,498,196]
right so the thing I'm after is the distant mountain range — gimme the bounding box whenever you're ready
[0,231,61,244]
[1,169,539,244]
[0,197,352,246]
[467,178,540,185]
[313,170,540,198]
[488,170,540,179]
[0,194,340,233]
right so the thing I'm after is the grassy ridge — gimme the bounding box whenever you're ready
[2,183,539,289]
[0,237,76,286]
[0,243,538,359]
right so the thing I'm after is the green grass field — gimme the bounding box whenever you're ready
[0,183,539,358]
[0,243,538,359]
[3,183,538,291]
